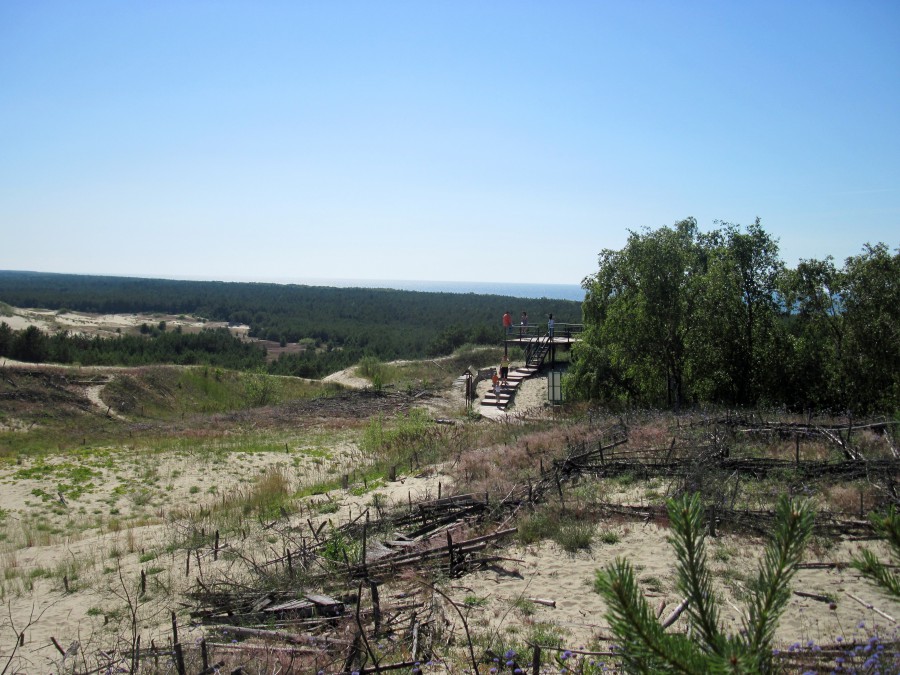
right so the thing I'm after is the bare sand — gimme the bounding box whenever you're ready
[447,524,900,651]
[0,306,249,338]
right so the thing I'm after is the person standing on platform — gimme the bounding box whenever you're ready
[502,310,513,335]
[548,314,555,338]
[520,311,528,336]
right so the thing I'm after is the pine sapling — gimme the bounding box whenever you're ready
[594,492,814,673]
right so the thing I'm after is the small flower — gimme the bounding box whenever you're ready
[858,620,866,629]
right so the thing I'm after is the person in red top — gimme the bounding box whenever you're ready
[502,310,512,334]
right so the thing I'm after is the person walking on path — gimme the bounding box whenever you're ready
[502,310,513,335]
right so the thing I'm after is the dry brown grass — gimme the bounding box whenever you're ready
[822,483,879,516]
[451,424,599,496]
[626,415,673,450]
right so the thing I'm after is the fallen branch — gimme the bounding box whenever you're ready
[844,591,896,623]
[793,590,833,603]
[661,598,690,629]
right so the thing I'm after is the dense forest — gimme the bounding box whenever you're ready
[0,273,581,377]
[566,218,900,415]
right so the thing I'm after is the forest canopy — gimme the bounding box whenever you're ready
[565,218,900,415]
[0,273,581,377]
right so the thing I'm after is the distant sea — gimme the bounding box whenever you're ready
[281,278,586,302]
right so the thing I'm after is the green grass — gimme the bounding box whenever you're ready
[640,575,665,593]
[514,597,537,616]
[1,365,342,459]
[349,478,384,497]
[517,511,558,545]
[316,500,339,514]
[518,508,596,552]
[598,530,620,545]
[555,521,594,553]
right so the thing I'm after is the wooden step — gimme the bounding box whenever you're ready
[482,393,512,402]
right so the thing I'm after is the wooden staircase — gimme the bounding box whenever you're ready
[480,333,555,412]
[525,335,552,370]
[480,366,531,411]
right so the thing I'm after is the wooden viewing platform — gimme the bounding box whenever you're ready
[502,322,583,347]
[479,323,583,412]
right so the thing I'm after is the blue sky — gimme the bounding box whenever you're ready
[1,1,897,286]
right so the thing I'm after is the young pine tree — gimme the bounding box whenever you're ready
[594,492,815,673]
[851,505,900,598]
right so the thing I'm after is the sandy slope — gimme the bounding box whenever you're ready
[3,309,898,670]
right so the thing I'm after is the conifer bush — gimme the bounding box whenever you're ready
[594,492,814,673]
[852,505,900,598]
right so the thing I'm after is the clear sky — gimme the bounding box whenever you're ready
[1,1,898,286]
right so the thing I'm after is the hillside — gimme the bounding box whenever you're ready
[1,356,899,673]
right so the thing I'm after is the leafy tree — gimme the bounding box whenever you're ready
[569,218,787,409]
[840,243,900,414]
[569,220,900,413]
[779,256,846,410]
[595,493,815,673]
[570,218,704,408]
[688,220,785,406]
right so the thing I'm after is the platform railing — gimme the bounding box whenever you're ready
[506,323,584,339]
